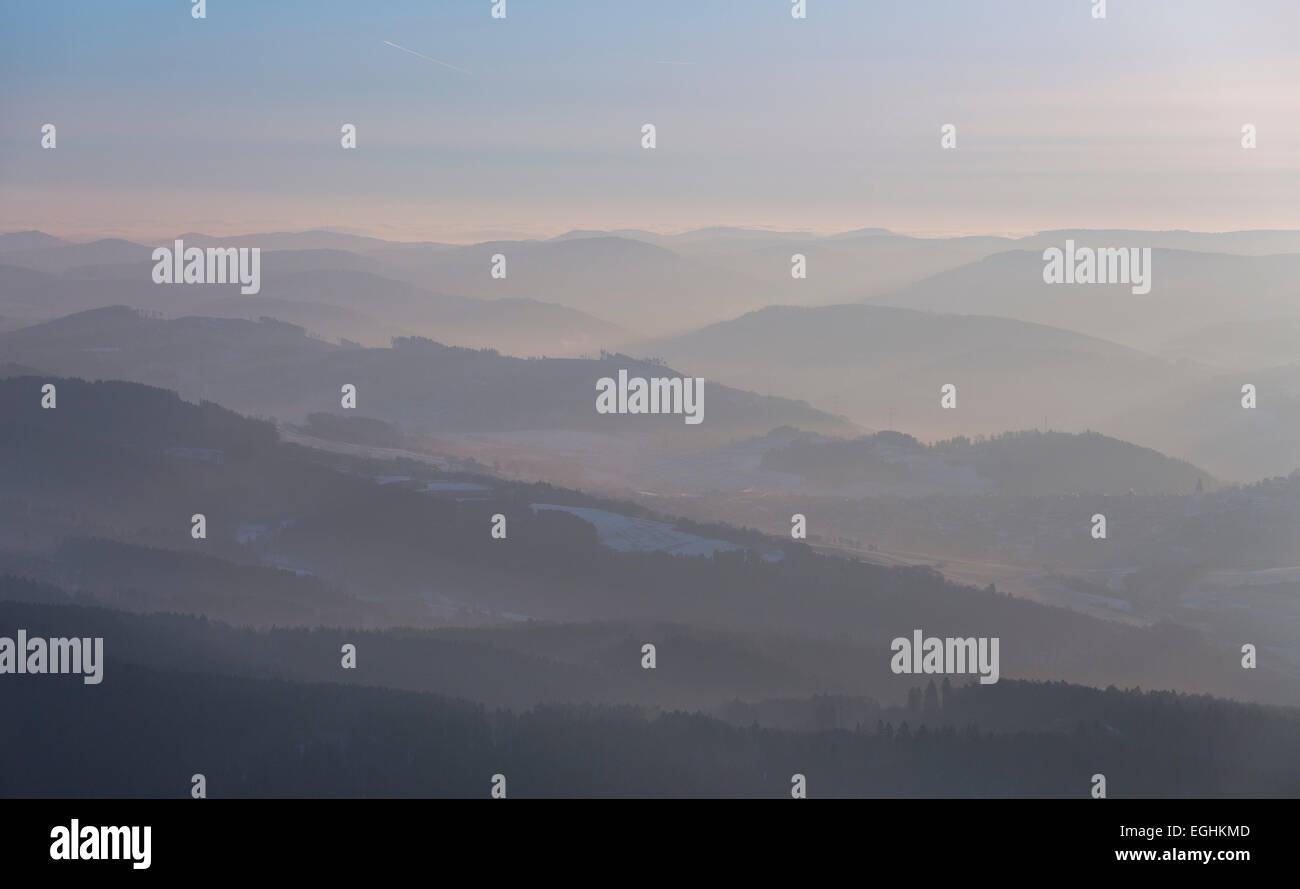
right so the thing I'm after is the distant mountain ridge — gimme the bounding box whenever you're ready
[9,227,1300,352]
[0,255,626,357]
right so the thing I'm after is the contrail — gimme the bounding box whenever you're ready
[383,40,470,74]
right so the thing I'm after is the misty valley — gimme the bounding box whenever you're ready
[2,139,1299,803]
[8,9,1300,883]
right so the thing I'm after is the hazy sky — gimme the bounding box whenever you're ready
[3,0,1299,242]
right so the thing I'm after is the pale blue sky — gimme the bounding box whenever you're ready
[2,0,1298,240]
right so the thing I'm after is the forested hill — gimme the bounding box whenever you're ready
[2,598,1298,799]
[760,429,1215,496]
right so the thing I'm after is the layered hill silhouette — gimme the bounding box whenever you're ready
[0,253,624,357]
[4,371,1299,798]
[7,228,1300,369]
[0,375,1289,706]
[0,309,853,444]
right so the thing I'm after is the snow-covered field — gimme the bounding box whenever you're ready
[421,480,493,493]
[531,503,747,558]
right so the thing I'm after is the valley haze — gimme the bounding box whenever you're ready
[3,0,1299,807]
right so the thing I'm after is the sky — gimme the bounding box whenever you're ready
[2,0,1299,242]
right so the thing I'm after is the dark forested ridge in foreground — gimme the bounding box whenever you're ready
[2,599,1298,799]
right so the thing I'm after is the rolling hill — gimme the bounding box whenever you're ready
[0,309,854,445]
[627,303,1199,447]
